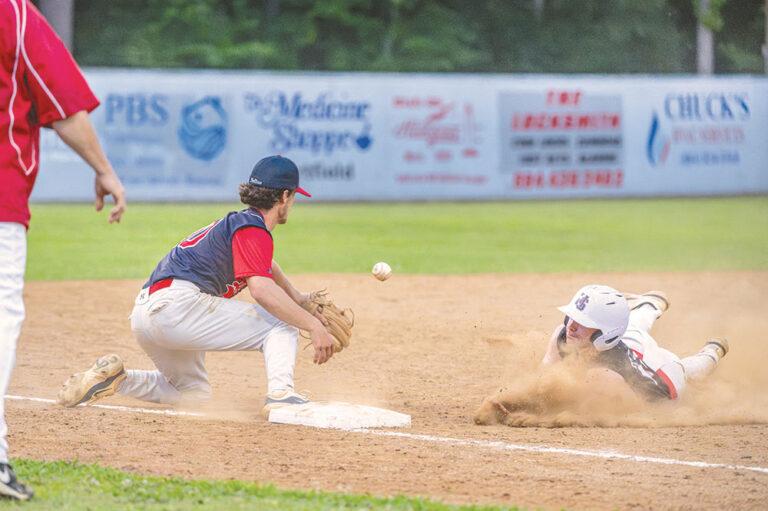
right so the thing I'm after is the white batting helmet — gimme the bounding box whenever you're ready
[557,285,630,351]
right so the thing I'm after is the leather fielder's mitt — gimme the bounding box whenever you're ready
[302,289,354,352]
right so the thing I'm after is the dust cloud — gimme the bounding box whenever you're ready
[473,333,768,428]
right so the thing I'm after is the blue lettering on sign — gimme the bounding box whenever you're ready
[177,96,228,161]
[681,151,740,165]
[244,91,373,154]
[663,92,750,122]
[105,94,169,126]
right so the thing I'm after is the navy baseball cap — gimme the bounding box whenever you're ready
[248,155,311,197]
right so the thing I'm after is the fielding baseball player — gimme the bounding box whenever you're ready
[537,285,728,402]
[57,156,342,419]
[1,0,126,501]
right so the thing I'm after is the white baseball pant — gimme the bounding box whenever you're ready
[0,223,27,463]
[121,279,299,404]
[621,304,720,398]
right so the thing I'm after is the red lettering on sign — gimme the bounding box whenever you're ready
[699,126,745,144]
[514,172,545,189]
[404,151,424,162]
[511,113,620,131]
[673,128,696,143]
[546,90,582,107]
[549,171,579,188]
[394,97,421,108]
[514,170,624,190]
[673,126,745,144]
[583,169,624,188]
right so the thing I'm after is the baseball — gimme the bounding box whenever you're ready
[372,262,392,281]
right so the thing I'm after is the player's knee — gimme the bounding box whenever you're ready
[176,383,212,402]
[273,322,299,341]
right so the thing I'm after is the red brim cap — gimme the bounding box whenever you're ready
[296,187,311,197]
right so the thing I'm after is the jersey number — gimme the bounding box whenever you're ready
[179,220,220,249]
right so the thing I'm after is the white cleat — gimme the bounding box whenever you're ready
[261,389,310,420]
[700,337,729,361]
[623,290,670,313]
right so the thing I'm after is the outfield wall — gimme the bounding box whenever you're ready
[32,70,768,202]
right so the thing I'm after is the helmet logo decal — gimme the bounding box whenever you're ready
[575,293,590,311]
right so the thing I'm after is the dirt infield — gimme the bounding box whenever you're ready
[8,272,768,510]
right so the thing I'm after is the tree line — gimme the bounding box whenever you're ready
[67,0,765,73]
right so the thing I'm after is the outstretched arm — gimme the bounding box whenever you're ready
[541,324,565,365]
[246,275,334,365]
[270,260,306,305]
[51,111,126,223]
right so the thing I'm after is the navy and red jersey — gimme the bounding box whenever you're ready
[1,0,99,228]
[145,208,273,298]
[556,328,673,400]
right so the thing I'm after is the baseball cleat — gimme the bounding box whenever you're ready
[57,354,126,407]
[700,337,729,361]
[623,290,670,313]
[261,389,310,420]
[0,463,34,501]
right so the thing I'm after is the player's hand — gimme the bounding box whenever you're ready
[300,292,330,326]
[94,171,126,223]
[309,324,335,365]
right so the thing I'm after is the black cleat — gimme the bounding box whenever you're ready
[0,463,33,501]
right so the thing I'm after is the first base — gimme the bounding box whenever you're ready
[268,401,411,429]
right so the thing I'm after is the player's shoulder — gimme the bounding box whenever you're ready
[223,208,259,223]
[0,2,17,48]
[595,340,632,365]
[225,208,270,235]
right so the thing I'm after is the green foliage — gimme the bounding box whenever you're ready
[716,0,767,73]
[474,0,688,73]
[68,0,767,73]
[25,197,768,281]
[719,41,765,72]
[694,0,728,31]
[8,458,521,510]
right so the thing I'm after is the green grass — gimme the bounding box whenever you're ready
[26,196,768,280]
[6,459,521,511]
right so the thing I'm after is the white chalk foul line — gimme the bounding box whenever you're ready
[7,394,768,475]
[5,395,204,417]
[352,429,768,475]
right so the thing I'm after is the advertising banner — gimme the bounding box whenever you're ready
[32,71,768,202]
[499,89,625,197]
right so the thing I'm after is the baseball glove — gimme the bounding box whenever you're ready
[302,289,354,352]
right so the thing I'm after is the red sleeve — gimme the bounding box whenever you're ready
[22,1,99,125]
[232,227,274,280]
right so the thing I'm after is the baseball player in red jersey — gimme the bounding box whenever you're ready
[58,156,336,420]
[539,285,728,401]
[0,0,126,500]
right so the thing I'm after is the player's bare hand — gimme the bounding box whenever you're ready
[309,325,334,365]
[94,171,126,223]
[491,399,512,416]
